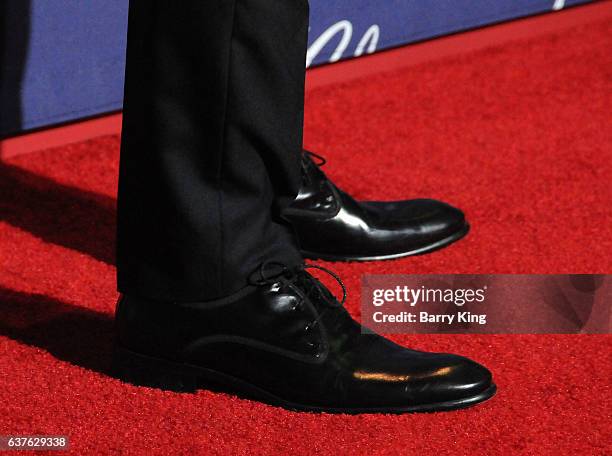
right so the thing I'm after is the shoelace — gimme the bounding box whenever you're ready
[253,261,346,332]
[303,150,327,167]
[301,151,327,186]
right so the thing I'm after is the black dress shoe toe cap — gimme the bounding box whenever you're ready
[429,354,493,401]
[363,198,467,237]
[350,350,493,408]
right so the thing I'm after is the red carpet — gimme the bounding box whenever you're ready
[1,17,611,456]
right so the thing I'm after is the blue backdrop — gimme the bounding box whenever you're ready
[0,0,591,136]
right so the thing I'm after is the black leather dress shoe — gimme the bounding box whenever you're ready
[283,152,469,261]
[113,264,495,413]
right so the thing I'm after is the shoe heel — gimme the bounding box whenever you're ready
[112,345,199,393]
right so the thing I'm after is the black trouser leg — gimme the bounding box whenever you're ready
[117,0,308,301]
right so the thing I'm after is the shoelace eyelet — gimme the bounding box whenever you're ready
[306,340,320,351]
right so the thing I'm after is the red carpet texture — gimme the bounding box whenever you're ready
[1,16,611,456]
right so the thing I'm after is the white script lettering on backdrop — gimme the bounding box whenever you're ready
[306,21,380,67]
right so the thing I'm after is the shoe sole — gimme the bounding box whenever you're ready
[113,345,496,414]
[301,223,470,262]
